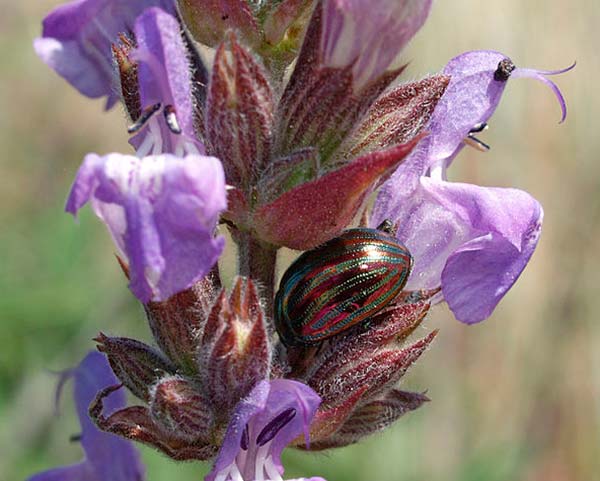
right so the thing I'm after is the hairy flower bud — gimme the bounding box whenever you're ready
[346,75,450,157]
[199,278,271,413]
[205,34,274,190]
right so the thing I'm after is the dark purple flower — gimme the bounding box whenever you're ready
[27,351,145,481]
[372,50,573,324]
[130,7,205,156]
[206,379,323,481]
[34,0,174,108]
[65,153,226,302]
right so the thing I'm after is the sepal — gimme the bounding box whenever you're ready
[276,5,402,161]
[150,375,214,443]
[346,75,450,157]
[311,389,428,448]
[89,384,218,461]
[95,334,176,401]
[145,273,220,373]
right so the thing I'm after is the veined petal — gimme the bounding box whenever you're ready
[34,0,174,109]
[65,153,226,302]
[378,177,542,324]
[27,352,146,481]
[321,0,432,91]
[206,379,321,481]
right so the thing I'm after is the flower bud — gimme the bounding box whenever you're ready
[347,75,450,157]
[205,34,274,190]
[198,277,271,413]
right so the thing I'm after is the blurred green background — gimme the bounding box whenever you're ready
[1,0,597,480]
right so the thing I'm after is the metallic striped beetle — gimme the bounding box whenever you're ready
[274,222,413,346]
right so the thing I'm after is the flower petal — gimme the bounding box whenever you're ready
[206,379,321,481]
[134,7,198,144]
[34,0,174,108]
[377,177,542,324]
[27,352,146,481]
[66,153,226,302]
[321,0,432,90]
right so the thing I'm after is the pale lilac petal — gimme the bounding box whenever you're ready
[207,379,321,481]
[377,177,543,324]
[428,50,509,163]
[321,0,432,90]
[66,153,226,302]
[134,8,197,143]
[34,0,174,108]
[27,352,145,481]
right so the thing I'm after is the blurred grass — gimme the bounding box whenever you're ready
[0,1,597,480]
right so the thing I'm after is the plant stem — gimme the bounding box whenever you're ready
[235,229,278,319]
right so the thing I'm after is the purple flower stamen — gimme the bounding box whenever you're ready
[256,408,297,447]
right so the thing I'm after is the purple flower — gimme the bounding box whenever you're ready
[129,7,205,156]
[65,153,226,302]
[372,50,573,324]
[27,351,145,481]
[321,0,432,91]
[34,0,174,108]
[206,379,323,481]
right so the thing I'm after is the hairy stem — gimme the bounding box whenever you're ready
[235,229,278,320]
